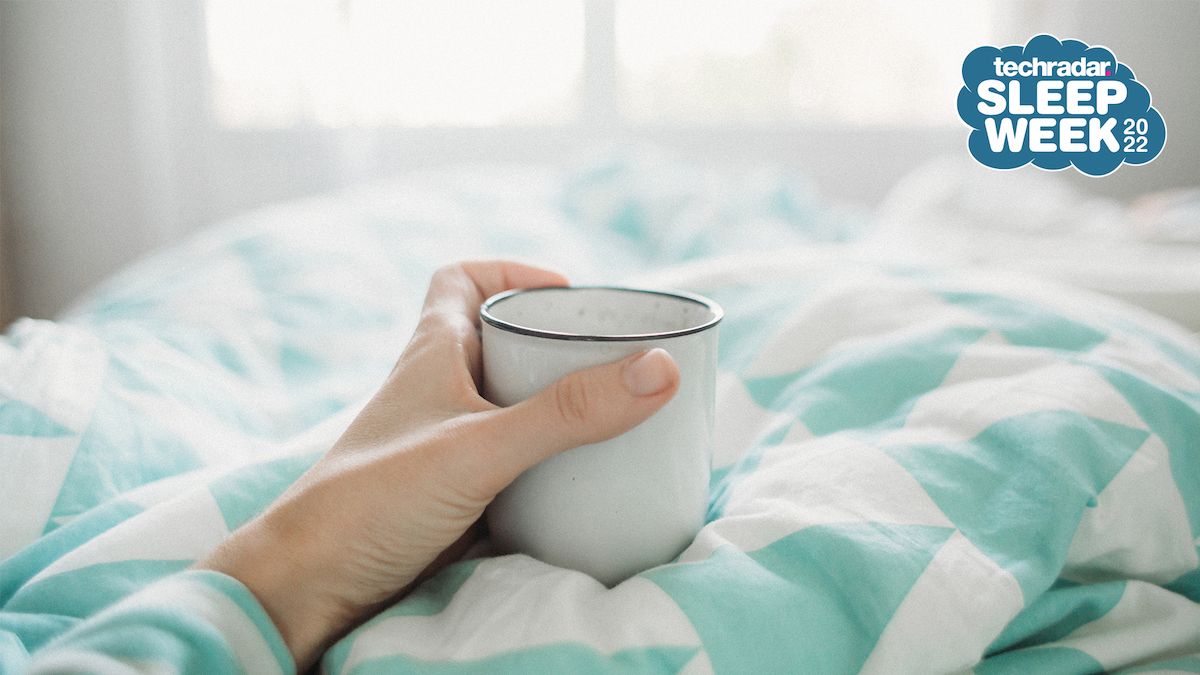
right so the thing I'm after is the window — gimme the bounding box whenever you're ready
[617,0,997,126]
[206,0,997,129]
[206,0,584,127]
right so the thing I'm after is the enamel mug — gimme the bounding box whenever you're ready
[480,286,721,586]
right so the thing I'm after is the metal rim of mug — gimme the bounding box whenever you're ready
[480,286,724,342]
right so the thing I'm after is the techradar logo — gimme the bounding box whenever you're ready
[958,34,1166,177]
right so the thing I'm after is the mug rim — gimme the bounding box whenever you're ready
[480,286,723,342]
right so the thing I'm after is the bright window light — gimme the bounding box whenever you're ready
[207,0,998,129]
[206,0,584,127]
[616,0,998,126]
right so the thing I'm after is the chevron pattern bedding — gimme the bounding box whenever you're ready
[1,163,1198,673]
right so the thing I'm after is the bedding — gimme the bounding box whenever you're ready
[1,160,1199,673]
[872,155,1200,332]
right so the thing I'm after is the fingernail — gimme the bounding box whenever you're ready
[623,348,676,397]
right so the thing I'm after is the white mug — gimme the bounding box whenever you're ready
[480,286,721,586]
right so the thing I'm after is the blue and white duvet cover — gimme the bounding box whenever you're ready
[1,162,1198,673]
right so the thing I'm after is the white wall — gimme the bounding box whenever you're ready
[1001,0,1200,199]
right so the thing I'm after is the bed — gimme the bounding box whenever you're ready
[2,156,1198,673]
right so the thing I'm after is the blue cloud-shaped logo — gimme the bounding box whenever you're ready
[958,34,1165,177]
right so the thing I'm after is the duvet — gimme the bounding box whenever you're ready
[1,163,1198,673]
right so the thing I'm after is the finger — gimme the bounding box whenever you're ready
[416,261,569,384]
[421,260,569,328]
[459,348,680,497]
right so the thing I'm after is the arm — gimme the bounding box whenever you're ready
[21,260,678,673]
[23,571,294,675]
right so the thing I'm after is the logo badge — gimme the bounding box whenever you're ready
[958,34,1165,176]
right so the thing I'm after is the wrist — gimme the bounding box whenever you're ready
[197,514,349,671]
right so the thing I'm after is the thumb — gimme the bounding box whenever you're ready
[467,348,680,495]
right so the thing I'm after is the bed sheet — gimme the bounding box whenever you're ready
[1,161,1198,673]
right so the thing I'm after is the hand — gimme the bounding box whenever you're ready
[197,261,680,670]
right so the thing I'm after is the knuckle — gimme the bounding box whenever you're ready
[419,309,470,339]
[552,376,591,425]
[432,262,463,283]
[418,310,451,334]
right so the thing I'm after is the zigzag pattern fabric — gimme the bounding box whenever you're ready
[1,164,1198,673]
